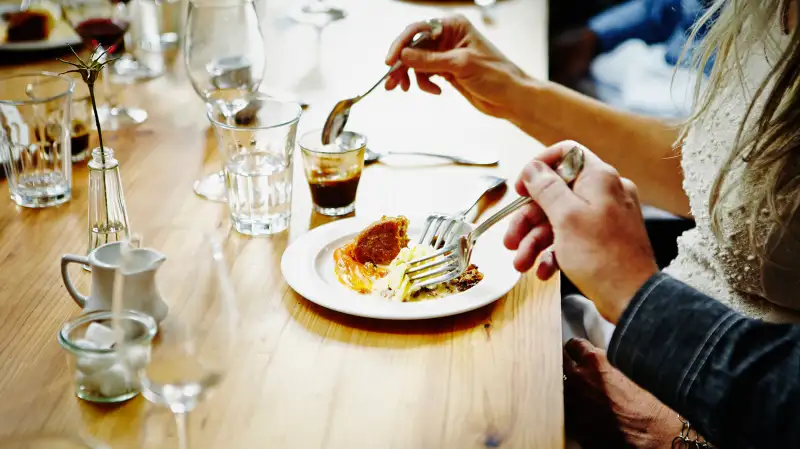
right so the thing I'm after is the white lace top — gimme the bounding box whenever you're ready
[663,28,800,322]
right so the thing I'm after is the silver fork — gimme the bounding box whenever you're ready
[406,146,585,290]
[418,175,506,249]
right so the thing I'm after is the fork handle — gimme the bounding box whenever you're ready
[469,196,531,241]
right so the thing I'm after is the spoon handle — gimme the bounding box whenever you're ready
[385,151,498,166]
[358,31,437,101]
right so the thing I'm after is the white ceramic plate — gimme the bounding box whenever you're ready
[281,215,521,320]
[0,5,82,52]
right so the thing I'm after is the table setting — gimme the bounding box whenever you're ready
[0,1,564,448]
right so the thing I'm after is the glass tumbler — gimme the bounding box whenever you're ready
[0,72,74,208]
[299,130,366,216]
[207,93,302,236]
[58,310,157,403]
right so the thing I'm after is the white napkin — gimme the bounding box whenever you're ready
[561,294,616,350]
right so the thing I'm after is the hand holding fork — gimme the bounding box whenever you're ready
[406,146,585,290]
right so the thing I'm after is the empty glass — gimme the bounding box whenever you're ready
[0,72,74,208]
[207,94,302,235]
[61,0,153,130]
[299,130,366,216]
[115,226,238,449]
[184,0,265,202]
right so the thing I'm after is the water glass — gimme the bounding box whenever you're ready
[207,93,302,236]
[0,72,74,208]
[58,310,157,403]
[137,0,186,52]
[299,130,366,216]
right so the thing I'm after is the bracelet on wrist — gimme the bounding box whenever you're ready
[671,416,714,448]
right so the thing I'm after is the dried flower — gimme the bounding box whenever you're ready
[59,43,120,164]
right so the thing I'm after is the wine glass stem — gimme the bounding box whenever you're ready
[102,64,120,110]
[174,411,190,449]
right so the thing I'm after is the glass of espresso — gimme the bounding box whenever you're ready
[299,130,366,216]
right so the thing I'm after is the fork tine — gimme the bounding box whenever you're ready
[416,216,436,245]
[408,261,459,282]
[426,217,446,247]
[407,245,456,266]
[411,270,461,290]
[434,219,456,249]
[406,256,454,276]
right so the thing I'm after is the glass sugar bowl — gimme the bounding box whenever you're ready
[58,310,157,403]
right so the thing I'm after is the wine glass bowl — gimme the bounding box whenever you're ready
[61,0,151,131]
[116,227,238,415]
[183,0,265,202]
[184,0,265,100]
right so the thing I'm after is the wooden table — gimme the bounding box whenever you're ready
[0,0,562,448]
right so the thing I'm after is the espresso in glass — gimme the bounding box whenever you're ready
[300,130,366,216]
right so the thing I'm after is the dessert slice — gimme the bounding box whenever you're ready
[4,8,54,42]
[352,216,410,265]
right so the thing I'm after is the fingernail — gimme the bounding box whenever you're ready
[523,161,544,182]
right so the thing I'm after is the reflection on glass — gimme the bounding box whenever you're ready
[183,0,265,202]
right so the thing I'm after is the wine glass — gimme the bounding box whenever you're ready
[289,0,347,28]
[184,0,265,202]
[62,0,152,130]
[115,226,239,449]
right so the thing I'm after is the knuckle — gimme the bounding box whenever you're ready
[559,205,583,228]
[599,164,620,180]
[452,50,474,70]
[620,177,639,196]
[450,13,470,26]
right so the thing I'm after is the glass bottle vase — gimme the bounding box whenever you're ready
[87,147,130,256]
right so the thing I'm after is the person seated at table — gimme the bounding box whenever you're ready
[551,0,712,120]
[506,141,800,449]
[384,0,800,446]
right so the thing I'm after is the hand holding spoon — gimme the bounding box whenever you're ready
[321,18,444,145]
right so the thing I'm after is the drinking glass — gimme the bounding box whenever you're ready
[115,226,238,449]
[0,72,74,208]
[137,0,186,52]
[299,130,366,216]
[289,0,347,27]
[207,93,301,235]
[184,0,265,202]
[62,0,152,130]
[58,310,157,403]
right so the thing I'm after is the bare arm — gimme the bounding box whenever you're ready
[509,79,689,217]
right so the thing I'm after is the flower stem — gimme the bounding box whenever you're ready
[87,83,106,165]
[87,81,110,217]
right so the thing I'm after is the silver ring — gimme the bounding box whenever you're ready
[425,18,444,39]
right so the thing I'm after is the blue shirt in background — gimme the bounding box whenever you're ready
[588,0,712,72]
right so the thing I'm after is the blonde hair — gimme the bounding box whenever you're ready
[681,0,800,258]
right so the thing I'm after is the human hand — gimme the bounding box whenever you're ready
[503,141,658,323]
[384,15,530,119]
[563,338,680,448]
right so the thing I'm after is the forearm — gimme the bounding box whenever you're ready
[508,79,689,216]
[608,273,800,448]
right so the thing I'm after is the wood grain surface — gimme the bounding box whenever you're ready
[0,0,562,448]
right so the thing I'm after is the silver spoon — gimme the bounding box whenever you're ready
[321,18,444,145]
[364,147,499,166]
